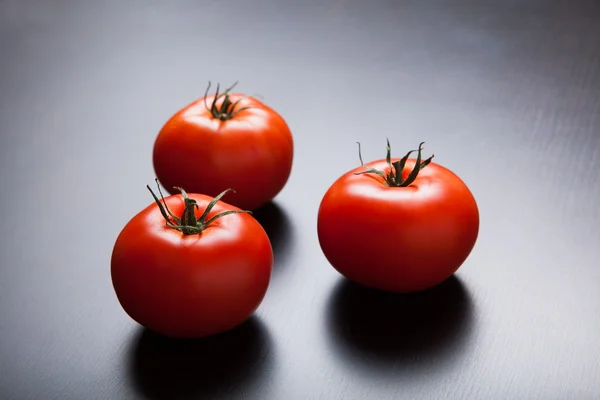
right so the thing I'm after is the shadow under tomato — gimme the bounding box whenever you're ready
[127,317,275,400]
[325,275,474,375]
[252,201,294,275]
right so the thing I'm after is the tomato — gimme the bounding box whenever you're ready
[152,82,294,211]
[317,140,479,293]
[110,180,273,339]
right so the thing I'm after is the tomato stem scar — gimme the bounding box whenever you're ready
[354,139,434,187]
[146,179,251,235]
[203,81,254,121]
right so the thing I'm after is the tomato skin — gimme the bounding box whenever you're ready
[317,158,479,293]
[110,193,273,339]
[152,92,294,211]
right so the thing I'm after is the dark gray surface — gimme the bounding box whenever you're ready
[1,0,600,399]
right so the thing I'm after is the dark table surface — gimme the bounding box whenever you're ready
[2,1,600,399]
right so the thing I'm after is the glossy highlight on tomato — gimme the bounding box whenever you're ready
[111,180,273,339]
[152,82,294,211]
[317,140,480,293]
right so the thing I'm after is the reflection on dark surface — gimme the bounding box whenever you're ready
[326,276,474,373]
[128,317,274,400]
[252,201,294,274]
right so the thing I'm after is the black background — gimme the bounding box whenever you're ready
[1,1,600,399]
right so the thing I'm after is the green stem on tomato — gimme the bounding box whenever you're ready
[202,81,253,121]
[146,179,251,235]
[354,139,434,187]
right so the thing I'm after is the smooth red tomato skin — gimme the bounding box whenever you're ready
[110,193,273,339]
[317,158,479,293]
[152,93,294,211]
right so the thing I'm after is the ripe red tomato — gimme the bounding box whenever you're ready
[317,140,479,293]
[152,82,294,211]
[111,180,273,339]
